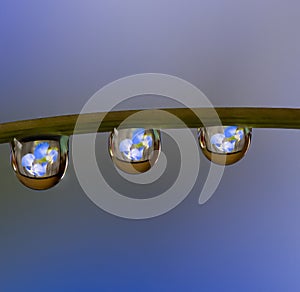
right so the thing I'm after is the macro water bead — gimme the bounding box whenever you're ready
[10,136,69,190]
[198,126,251,165]
[109,128,161,174]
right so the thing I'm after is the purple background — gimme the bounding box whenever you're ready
[1,1,300,291]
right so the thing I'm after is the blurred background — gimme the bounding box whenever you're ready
[1,0,300,291]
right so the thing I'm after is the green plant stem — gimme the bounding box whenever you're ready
[0,107,300,144]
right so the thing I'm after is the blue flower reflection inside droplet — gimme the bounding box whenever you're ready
[118,128,153,161]
[21,142,59,177]
[224,126,238,138]
[210,126,244,153]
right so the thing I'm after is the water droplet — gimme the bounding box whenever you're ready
[109,128,161,174]
[10,136,69,190]
[198,126,251,165]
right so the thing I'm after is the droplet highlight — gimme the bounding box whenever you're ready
[198,126,251,165]
[109,128,161,174]
[10,136,69,190]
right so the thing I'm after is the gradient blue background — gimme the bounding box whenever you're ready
[1,1,300,291]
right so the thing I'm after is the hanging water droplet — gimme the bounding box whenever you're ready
[109,128,161,174]
[198,126,251,165]
[10,136,69,190]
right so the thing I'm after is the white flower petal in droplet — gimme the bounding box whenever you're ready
[119,139,133,153]
[221,141,236,153]
[210,133,225,146]
[32,163,48,177]
[129,148,144,161]
[22,153,35,167]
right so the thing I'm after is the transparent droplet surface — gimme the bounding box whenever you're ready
[198,126,251,165]
[109,128,161,174]
[10,136,69,190]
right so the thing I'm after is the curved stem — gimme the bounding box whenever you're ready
[0,107,299,144]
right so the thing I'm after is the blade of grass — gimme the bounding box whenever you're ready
[0,107,299,144]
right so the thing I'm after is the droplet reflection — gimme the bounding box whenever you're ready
[198,126,251,165]
[109,128,161,174]
[10,136,69,190]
